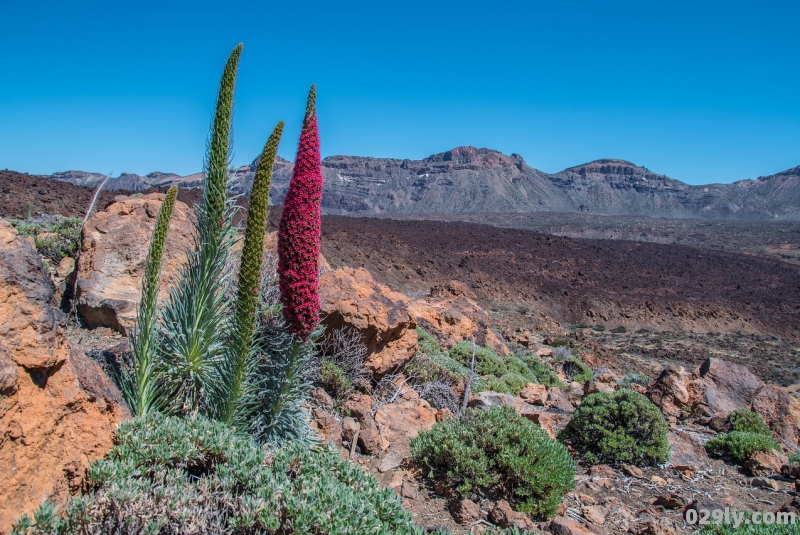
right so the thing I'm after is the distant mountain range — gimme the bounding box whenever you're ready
[46,146,800,220]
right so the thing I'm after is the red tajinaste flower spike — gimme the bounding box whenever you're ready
[277,85,323,339]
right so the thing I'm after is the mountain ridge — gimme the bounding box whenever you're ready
[41,146,800,220]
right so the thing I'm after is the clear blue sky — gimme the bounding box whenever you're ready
[1,0,798,185]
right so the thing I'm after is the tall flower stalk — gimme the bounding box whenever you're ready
[222,121,284,425]
[160,44,242,415]
[123,186,178,417]
[277,85,323,340]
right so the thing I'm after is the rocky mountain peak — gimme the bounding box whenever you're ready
[424,146,526,171]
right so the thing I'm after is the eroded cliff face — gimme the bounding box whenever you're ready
[0,219,128,532]
[46,147,800,219]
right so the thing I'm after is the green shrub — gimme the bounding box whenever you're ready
[405,351,468,385]
[13,414,419,534]
[549,338,570,347]
[498,372,528,395]
[411,406,575,518]
[518,353,564,388]
[591,324,605,332]
[319,358,352,400]
[618,373,652,388]
[560,389,670,466]
[416,326,443,356]
[449,341,507,376]
[477,375,514,395]
[728,409,772,436]
[789,452,800,466]
[506,355,539,383]
[705,431,780,463]
[8,215,83,263]
[610,326,627,334]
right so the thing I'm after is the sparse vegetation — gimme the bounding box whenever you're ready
[411,406,575,518]
[619,372,652,388]
[560,389,670,466]
[705,431,780,463]
[315,325,369,402]
[728,409,772,436]
[8,215,83,263]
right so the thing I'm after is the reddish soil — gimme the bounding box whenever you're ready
[4,169,799,344]
[319,217,800,342]
[0,170,204,220]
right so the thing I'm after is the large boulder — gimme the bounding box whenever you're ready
[647,365,697,418]
[320,267,418,376]
[646,358,800,446]
[750,384,800,446]
[0,220,127,532]
[695,358,765,419]
[408,280,509,355]
[76,193,194,334]
[76,194,330,336]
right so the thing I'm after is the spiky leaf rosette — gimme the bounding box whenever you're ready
[277,85,323,339]
[123,186,177,417]
[222,121,284,424]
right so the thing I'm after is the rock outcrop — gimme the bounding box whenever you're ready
[409,280,509,355]
[320,267,418,376]
[76,193,194,334]
[647,357,800,446]
[0,220,127,532]
[76,194,331,335]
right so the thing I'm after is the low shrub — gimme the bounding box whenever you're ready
[549,338,570,347]
[618,373,652,388]
[317,325,370,398]
[449,341,507,376]
[728,409,772,436]
[416,326,443,355]
[560,389,670,466]
[518,352,564,388]
[9,215,83,263]
[13,414,420,534]
[405,351,468,385]
[318,358,352,400]
[610,326,627,334]
[411,406,575,518]
[789,452,800,466]
[705,431,780,463]
[419,381,460,413]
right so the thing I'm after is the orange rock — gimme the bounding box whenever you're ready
[76,194,329,336]
[408,283,509,355]
[519,383,548,405]
[374,399,437,455]
[0,220,127,532]
[320,267,417,376]
[76,193,195,334]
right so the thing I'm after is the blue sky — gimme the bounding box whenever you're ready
[0,0,798,184]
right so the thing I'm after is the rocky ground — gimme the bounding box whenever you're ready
[4,176,800,534]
